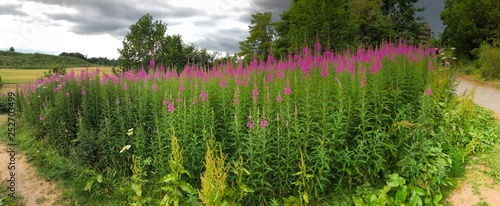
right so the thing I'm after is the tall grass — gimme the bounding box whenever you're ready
[14,41,498,205]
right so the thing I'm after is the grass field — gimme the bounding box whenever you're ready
[0,66,113,84]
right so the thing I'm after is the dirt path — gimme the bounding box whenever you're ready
[448,77,500,206]
[455,77,500,116]
[0,114,63,205]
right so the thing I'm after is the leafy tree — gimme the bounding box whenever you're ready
[441,0,500,58]
[271,0,359,55]
[8,47,15,52]
[239,12,275,62]
[59,52,87,61]
[118,13,169,71]
[381,0,426,42]
[349,0,395,45]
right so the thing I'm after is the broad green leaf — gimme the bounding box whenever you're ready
[412,187,426,196]
[302,191,309,203]
[179,181,197,195]
[352,195,366,206]
[396,185,408,203]
[409,193,422,206]
[387,173,405,187]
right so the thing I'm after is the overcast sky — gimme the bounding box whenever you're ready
[0,0,444,59]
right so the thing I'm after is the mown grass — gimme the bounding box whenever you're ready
[0,67,114,84]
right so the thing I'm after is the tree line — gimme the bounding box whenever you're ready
[59,52,118,66]
[239,0,428,62]
[117,0,499,72]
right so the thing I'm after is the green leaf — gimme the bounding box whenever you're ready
[396,185,408,203]
[352,195,366,206]
[386,173,405,187]
[241,184,254,193]
[412,187,426,196]
[179,181,197,195]
[302,191,309,203]
[96,174,103,183]
[161,174,175,183]
[409,193,422,206]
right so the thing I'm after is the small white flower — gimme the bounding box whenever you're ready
[442,57,447,60]
[127,128,134,136]
[452,57,457,60]
[451,47,456,50]
[440,52,445,55]
[120,145,131,153]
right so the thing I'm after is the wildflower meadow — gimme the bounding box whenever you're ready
[14,41,498,205]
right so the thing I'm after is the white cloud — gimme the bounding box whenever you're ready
[0,0,292,59]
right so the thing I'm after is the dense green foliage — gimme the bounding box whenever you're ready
[243,0,427,58]
[59,52,118,66]
[118,13,217,73]
[0,50,92,69]
[12,43,499,205]
[478,43,500,79]
[239,12,275,62]
[441,0,500,59]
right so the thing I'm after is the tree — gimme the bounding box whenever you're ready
[8,47,15,52]
[441,0,500,58]
[273,0,358,53]
[349,0,395,45]
[118,13,169,71]
[381,0,426,42]
[239,12,275,62]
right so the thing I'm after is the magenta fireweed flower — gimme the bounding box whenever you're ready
[233,98,238,105]
[81,89,86,96]
[277,93,282,102]
[179,85,185,92]
[425,87,432,96]
[152,83,158,92]
[252,89,259,102]
[123,83,129,91]
[167,102,174,112]
[284,87,291,95]
[267,73,274,83]
[260,119,268,129]
[163,99,168,106]
[77,109,81,116]
[200,91,208,102]
[361,81,365,87]
[219,80,227,88]
[321,69,328,78]
[428,60,434,71]
[39,117,44,121]
[66,92,70,98]
[247,121,254,129]
[150,59,156,68]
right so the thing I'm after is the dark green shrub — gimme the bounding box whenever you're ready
[479,43,500,79]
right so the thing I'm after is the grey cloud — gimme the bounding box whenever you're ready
[194,28,248,53]
[415,0,445,36]
[25,0,206,37]
[0,3,28,16]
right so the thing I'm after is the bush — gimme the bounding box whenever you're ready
[479,43,500,79]
[0,95,7,114]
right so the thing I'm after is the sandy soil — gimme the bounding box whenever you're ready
[447,78,500,206]
[0,114,63,205]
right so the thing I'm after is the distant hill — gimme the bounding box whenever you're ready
[0,51,94,69]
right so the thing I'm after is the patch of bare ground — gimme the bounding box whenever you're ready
[0,114,64,205]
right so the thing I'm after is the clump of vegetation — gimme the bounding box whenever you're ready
[478,43,500,79]
[10,42,499,205]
